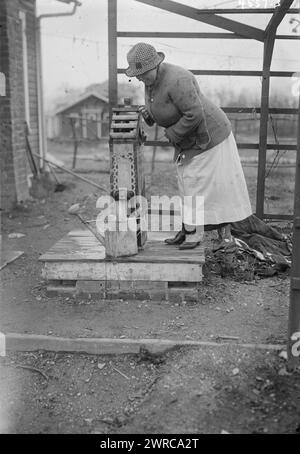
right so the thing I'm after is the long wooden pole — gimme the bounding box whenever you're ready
[30,151,108,193]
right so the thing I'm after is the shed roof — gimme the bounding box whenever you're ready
[55,90,108,115]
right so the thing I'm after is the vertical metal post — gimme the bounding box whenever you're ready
[287,96,300,370]
[256,34,275,219]
[108,0,118,121]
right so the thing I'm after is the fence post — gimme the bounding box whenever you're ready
[70,118,78,170]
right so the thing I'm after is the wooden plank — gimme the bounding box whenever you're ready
[110,132,136,139]
[112,114,139,120]
[39,234,105,261]
[112,107,139,112]
[42,261,203,282]
[40,237,204,264]
[4,333,286,356]
[135,0,265,41]
[111,121,137,129]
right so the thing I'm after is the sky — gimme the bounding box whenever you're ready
[36,0,300,109]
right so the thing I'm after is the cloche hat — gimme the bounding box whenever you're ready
[125,42,165,77]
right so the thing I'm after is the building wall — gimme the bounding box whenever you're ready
[0,0,16,210]
[57,97,109,141]
[0,0,39,210]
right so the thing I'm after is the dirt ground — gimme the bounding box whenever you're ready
[0,143,299,434]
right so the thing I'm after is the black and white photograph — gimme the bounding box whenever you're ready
[0,0,300,436]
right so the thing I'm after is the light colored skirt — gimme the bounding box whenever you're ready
[176,132,252,226]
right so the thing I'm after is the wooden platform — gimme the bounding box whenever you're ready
[40,230,205,301]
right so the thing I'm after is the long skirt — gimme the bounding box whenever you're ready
[176,132,252,226]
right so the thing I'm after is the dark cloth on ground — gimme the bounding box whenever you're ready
[206,215,292,280]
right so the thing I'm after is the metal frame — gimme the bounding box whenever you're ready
[108,0,299,220]
[288,95,300,369]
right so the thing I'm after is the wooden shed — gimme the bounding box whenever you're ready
[55,91,109,141]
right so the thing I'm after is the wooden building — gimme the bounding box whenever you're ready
[54,91,109,141]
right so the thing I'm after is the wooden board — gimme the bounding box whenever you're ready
[42,261,202,282]
[40,230,205,264]
[40,229,204,284]
[39,232,105,261]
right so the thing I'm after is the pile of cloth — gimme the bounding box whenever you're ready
[206,215,292,280]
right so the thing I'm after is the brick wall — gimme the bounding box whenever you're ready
[0,1,16,210]
[0,0,39,211]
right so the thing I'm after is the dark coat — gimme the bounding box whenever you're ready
[145,62,232,163]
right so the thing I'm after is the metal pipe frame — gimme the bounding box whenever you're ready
[288,96,300,370]
[108,0,298,221]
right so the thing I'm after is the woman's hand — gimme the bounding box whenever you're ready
[138,106,155,126]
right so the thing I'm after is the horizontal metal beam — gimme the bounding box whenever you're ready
[232,143,297,150]
[262,213,293,220]
[186,8,299,14]
[223,107,298,114]
[117,31,300,40]
[117,31,240,38]
[118,68,294,77]
[143,141,298,150]
[277,35,300,40]
[135,0,265,41]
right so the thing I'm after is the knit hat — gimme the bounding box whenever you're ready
[125,43,165,77]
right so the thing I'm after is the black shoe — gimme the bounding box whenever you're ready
[178,227,200,250]
[178,240,201,250]
[164,228,186,245]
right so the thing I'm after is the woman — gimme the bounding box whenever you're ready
[125,42,252,250]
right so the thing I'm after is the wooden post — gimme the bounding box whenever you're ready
[108,0,118,122]
[287,96,300,370]
[105,188,138,258]
[70,118,78,170]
